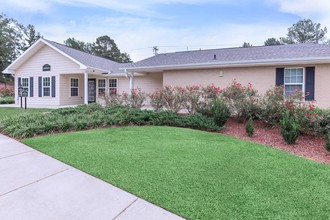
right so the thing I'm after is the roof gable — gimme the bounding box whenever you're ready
[3,39,126,74]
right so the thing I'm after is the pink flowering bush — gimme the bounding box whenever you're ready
[162,85,185,113]
[102,93,124,106]
[103,89,146,109]
[0,87,14,97]
[149,89,166,111]
[182,85,203,114]
[130,88,147,109]
[259,85,322,135]
[201,83,222,103]
[221,80,259,122]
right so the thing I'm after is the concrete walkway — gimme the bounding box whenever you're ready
[0,134,184,220]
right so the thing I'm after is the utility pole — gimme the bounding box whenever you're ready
[153,46,159,55]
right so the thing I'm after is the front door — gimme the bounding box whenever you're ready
[88,79,96,103]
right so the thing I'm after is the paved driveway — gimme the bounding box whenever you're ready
[0,134,184,220]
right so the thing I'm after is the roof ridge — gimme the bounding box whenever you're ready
[156,42,323,56]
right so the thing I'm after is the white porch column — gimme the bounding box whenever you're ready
[84,70,88,104]
[129,72,134,94]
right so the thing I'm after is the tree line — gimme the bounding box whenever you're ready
[242,19,328,47]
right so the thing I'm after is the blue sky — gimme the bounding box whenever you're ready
[2,0,330,61]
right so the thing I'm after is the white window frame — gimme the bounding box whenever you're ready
[98,78,106,96]
[42,76,51,97]
[284,67,305,96]
[21,77,29,96]
[108,78,118,95]
[70,77,79,97]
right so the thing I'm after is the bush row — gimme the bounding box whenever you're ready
[0,104,222,139]
[104,80,330,147]
[0,96,15,104]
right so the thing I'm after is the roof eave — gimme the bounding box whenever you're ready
[123,57,330,72]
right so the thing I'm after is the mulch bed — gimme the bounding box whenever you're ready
[219,118,330,164]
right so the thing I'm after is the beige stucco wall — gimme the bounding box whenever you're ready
[15,45,83,107]
[315,64,330,108]
[163,67,276,94]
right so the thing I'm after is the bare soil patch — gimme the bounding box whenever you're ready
[220,118,330,164]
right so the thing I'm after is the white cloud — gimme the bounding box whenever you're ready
[37,14,288,61]
[1,0,50,13]
[269,0,330,29]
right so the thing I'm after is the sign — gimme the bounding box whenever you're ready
[18,86,23,97]
[22,90,28,98]
[42,64,51,71]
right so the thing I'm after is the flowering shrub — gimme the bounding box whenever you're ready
[221,80,259,122]
[258,86,286,126]
[102,93,124,106]
[149,89,166,111]
[182,85,203,114]
[102,89,146,109]
[162,86,185,113]
[0,87,14,97]
[130,88,147,109]
[201,83,222,103]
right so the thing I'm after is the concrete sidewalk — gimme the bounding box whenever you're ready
[0,134,184,220]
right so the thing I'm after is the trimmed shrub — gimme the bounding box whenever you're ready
[326,133,330,152]
[246,117,254,137]
[211,98,230,127]
[280,110,300,144]
[0,104,222,139]
[0,96,14,104]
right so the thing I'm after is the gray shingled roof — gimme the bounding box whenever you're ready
[45,40,130,72]
[128,43,330,69]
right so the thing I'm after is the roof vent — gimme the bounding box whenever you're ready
[214,54,217,60]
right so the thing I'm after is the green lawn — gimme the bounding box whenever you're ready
[23,126,330,219]
[0,107,52,120]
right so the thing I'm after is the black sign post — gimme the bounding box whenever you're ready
[22,90,28,109]
[18,86,23,108]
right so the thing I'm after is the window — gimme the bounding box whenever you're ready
[109,79,118,95]
[70,78,79,96]
[98,79,106,96]
[21,78,29,95]
[284,68,304,96]
[43,77,51,96]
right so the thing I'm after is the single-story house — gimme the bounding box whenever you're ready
[3,39,330,108]
[3,38,160,107]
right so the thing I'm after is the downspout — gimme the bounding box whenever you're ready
[125,69,134,94]
[84,70,88,104]
[125,69,134,108]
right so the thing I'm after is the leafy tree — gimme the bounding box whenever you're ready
[64,35,132,63]
[0,13,41,83]
[283,19,327,44]
[242,42,252,48]
[64,37,92,53]
[21,24,42,51]
[264,37,283,46]
[92,35,121,61]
